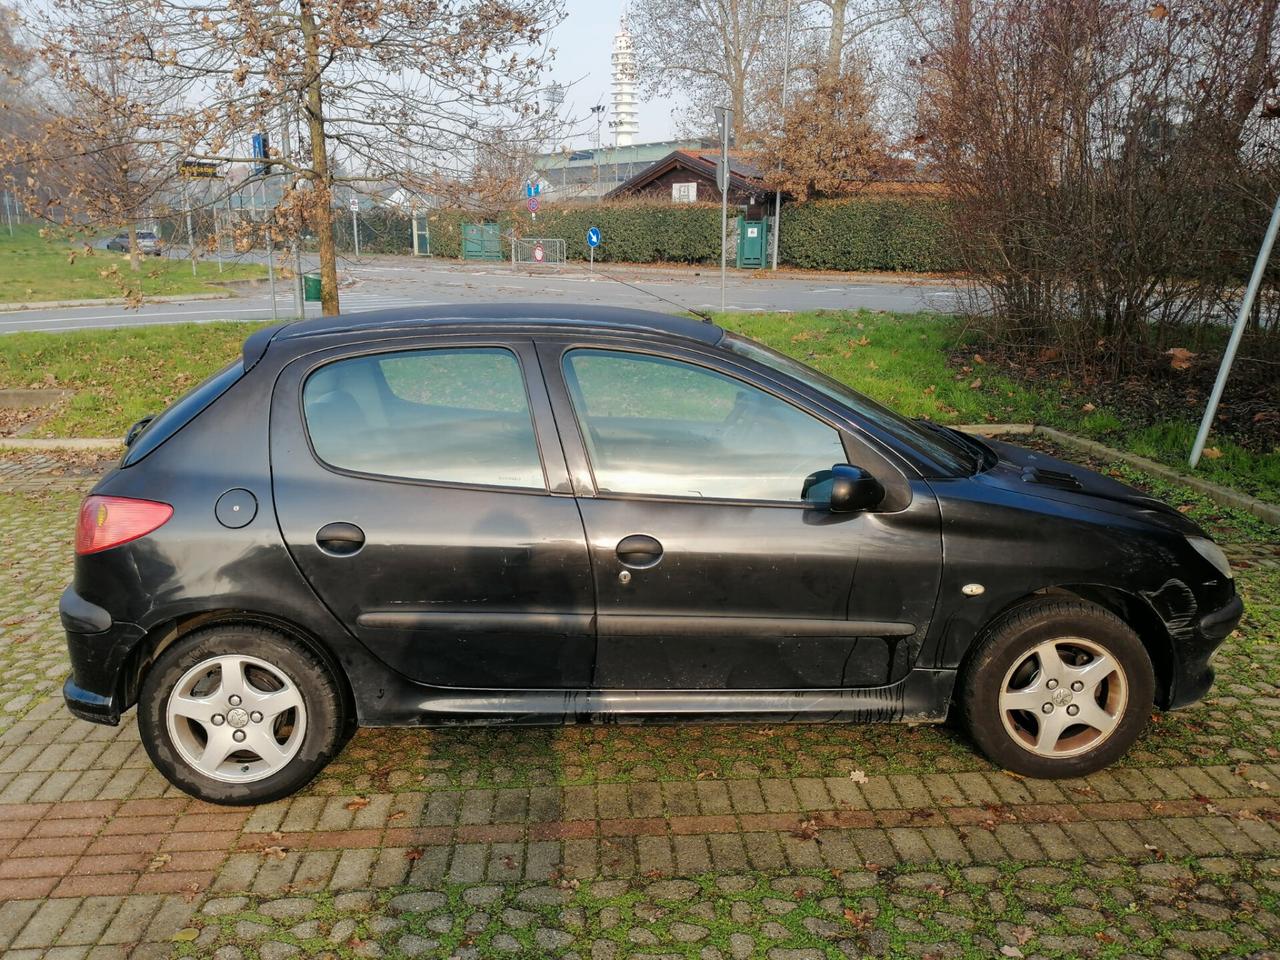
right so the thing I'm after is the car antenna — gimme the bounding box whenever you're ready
[588,264,718,324]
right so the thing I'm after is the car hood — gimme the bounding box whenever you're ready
[973,436,1203,536]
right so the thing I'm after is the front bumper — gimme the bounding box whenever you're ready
[1167,593,1245,709]
[60,585,144,726]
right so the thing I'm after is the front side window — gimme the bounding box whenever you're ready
[303,347,544,489]
[563,349,847,502]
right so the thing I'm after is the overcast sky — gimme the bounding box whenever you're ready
[543,0,686,148]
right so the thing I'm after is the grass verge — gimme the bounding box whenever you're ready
[0,307,1274,504]
[0,224,265,303]
[718,311,1278,504]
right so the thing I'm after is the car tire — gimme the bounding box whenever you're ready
[960,599,1154,778]
[138,625,345,805]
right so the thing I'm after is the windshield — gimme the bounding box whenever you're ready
[724,334,976,475]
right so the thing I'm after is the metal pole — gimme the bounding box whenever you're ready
[185,183,197,277]
[718,106,732,312]
[278,109,305,319]
[3,190,13,237]
[1190,192,1280,467]
[265,222,279,323]
[352,205,360,258]
[771,0,792,271]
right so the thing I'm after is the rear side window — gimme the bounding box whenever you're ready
[302,347,545,490]
[122,360,244,466]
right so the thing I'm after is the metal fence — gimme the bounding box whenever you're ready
[511,237,566,266]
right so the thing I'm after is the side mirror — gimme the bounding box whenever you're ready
[827,464,884,513]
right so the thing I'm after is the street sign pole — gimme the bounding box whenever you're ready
[349,197,360,258]
[715,106,733,312]
[266,229,278,322]
[1190,192,1280,467]
[586,226,601,275]
[771,0,792,271]
[278,111,305,319]
[184,182,197,278]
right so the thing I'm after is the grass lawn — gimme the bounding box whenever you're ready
[719,310,1279,505]
[0,307,1274,504]
[0,224,265,303]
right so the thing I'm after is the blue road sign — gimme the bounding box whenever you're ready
[525,181,541,198]
[587,226,601,248]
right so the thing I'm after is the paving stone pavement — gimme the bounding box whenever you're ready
[0,456,1277,958]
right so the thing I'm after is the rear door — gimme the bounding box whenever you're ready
[270,335,596,688]
[540,337,943,690]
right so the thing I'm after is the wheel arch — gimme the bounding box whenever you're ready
[957,584,1175,710]
[119,610,357,732]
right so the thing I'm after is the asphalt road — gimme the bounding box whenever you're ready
[0,256,967,334]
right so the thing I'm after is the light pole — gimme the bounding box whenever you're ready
[590,104,607,198]
[771,0,792,271]
[715,105,734,312]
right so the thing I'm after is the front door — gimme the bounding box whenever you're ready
[270,338,595,688]
[542,341,942,690]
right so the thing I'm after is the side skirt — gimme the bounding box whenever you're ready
[357,668,957,727]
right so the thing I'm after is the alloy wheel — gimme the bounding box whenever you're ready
[997,637,1129,758]
[165,654,307,783]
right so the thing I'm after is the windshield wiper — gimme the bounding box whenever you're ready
[914,418,987,473]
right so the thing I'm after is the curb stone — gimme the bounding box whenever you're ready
[0,292,233,313]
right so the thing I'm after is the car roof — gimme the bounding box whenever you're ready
[245,302,724,368]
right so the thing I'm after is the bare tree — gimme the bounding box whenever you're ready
[1,6,178,277]
[30,0,566,315]
[630,0,794,140]
[918,0,1280,373]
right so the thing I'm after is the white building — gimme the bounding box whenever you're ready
[611,16,640,148]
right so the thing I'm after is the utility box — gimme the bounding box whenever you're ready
[737,217,767,269]
[462,222,503,261]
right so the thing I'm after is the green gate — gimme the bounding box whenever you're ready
[462,222,503,261]
[737,217,767,268]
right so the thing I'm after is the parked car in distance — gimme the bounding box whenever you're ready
[104,230,163,255]
[60,304,1242,805]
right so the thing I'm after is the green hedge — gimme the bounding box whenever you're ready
[271,197,957,272]
[777,198,957,272]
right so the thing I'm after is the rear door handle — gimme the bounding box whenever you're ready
[316,522,365,557]
[616,534,663,569]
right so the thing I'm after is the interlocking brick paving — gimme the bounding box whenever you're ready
[0,452,1277,958]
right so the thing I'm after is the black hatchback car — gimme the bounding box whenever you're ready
[61,304,1242,804]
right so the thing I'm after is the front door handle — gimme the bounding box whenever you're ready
[616,534,663,569]
[316,521,365,557]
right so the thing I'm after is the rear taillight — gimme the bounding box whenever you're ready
[75,496,173,555]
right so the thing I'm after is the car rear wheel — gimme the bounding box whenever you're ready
[960,599,1154,778]
[138,625,345,805]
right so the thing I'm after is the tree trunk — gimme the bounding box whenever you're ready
[825,0,847,80]
[299,0,340,316]
[127,221,140,272]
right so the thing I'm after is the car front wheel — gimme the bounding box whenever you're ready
[960,599,1155,778]
[138,625,345,805]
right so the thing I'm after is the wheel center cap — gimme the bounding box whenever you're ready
[226,707,250,729]
[1052,689,1073,707]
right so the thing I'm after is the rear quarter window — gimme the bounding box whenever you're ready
[121,360,245,466]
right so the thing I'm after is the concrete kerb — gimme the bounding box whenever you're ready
[0,292,233,313]
[957,422,1280,526]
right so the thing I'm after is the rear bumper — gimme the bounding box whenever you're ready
[1168,593,1244,709]
[60,585,143,726]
